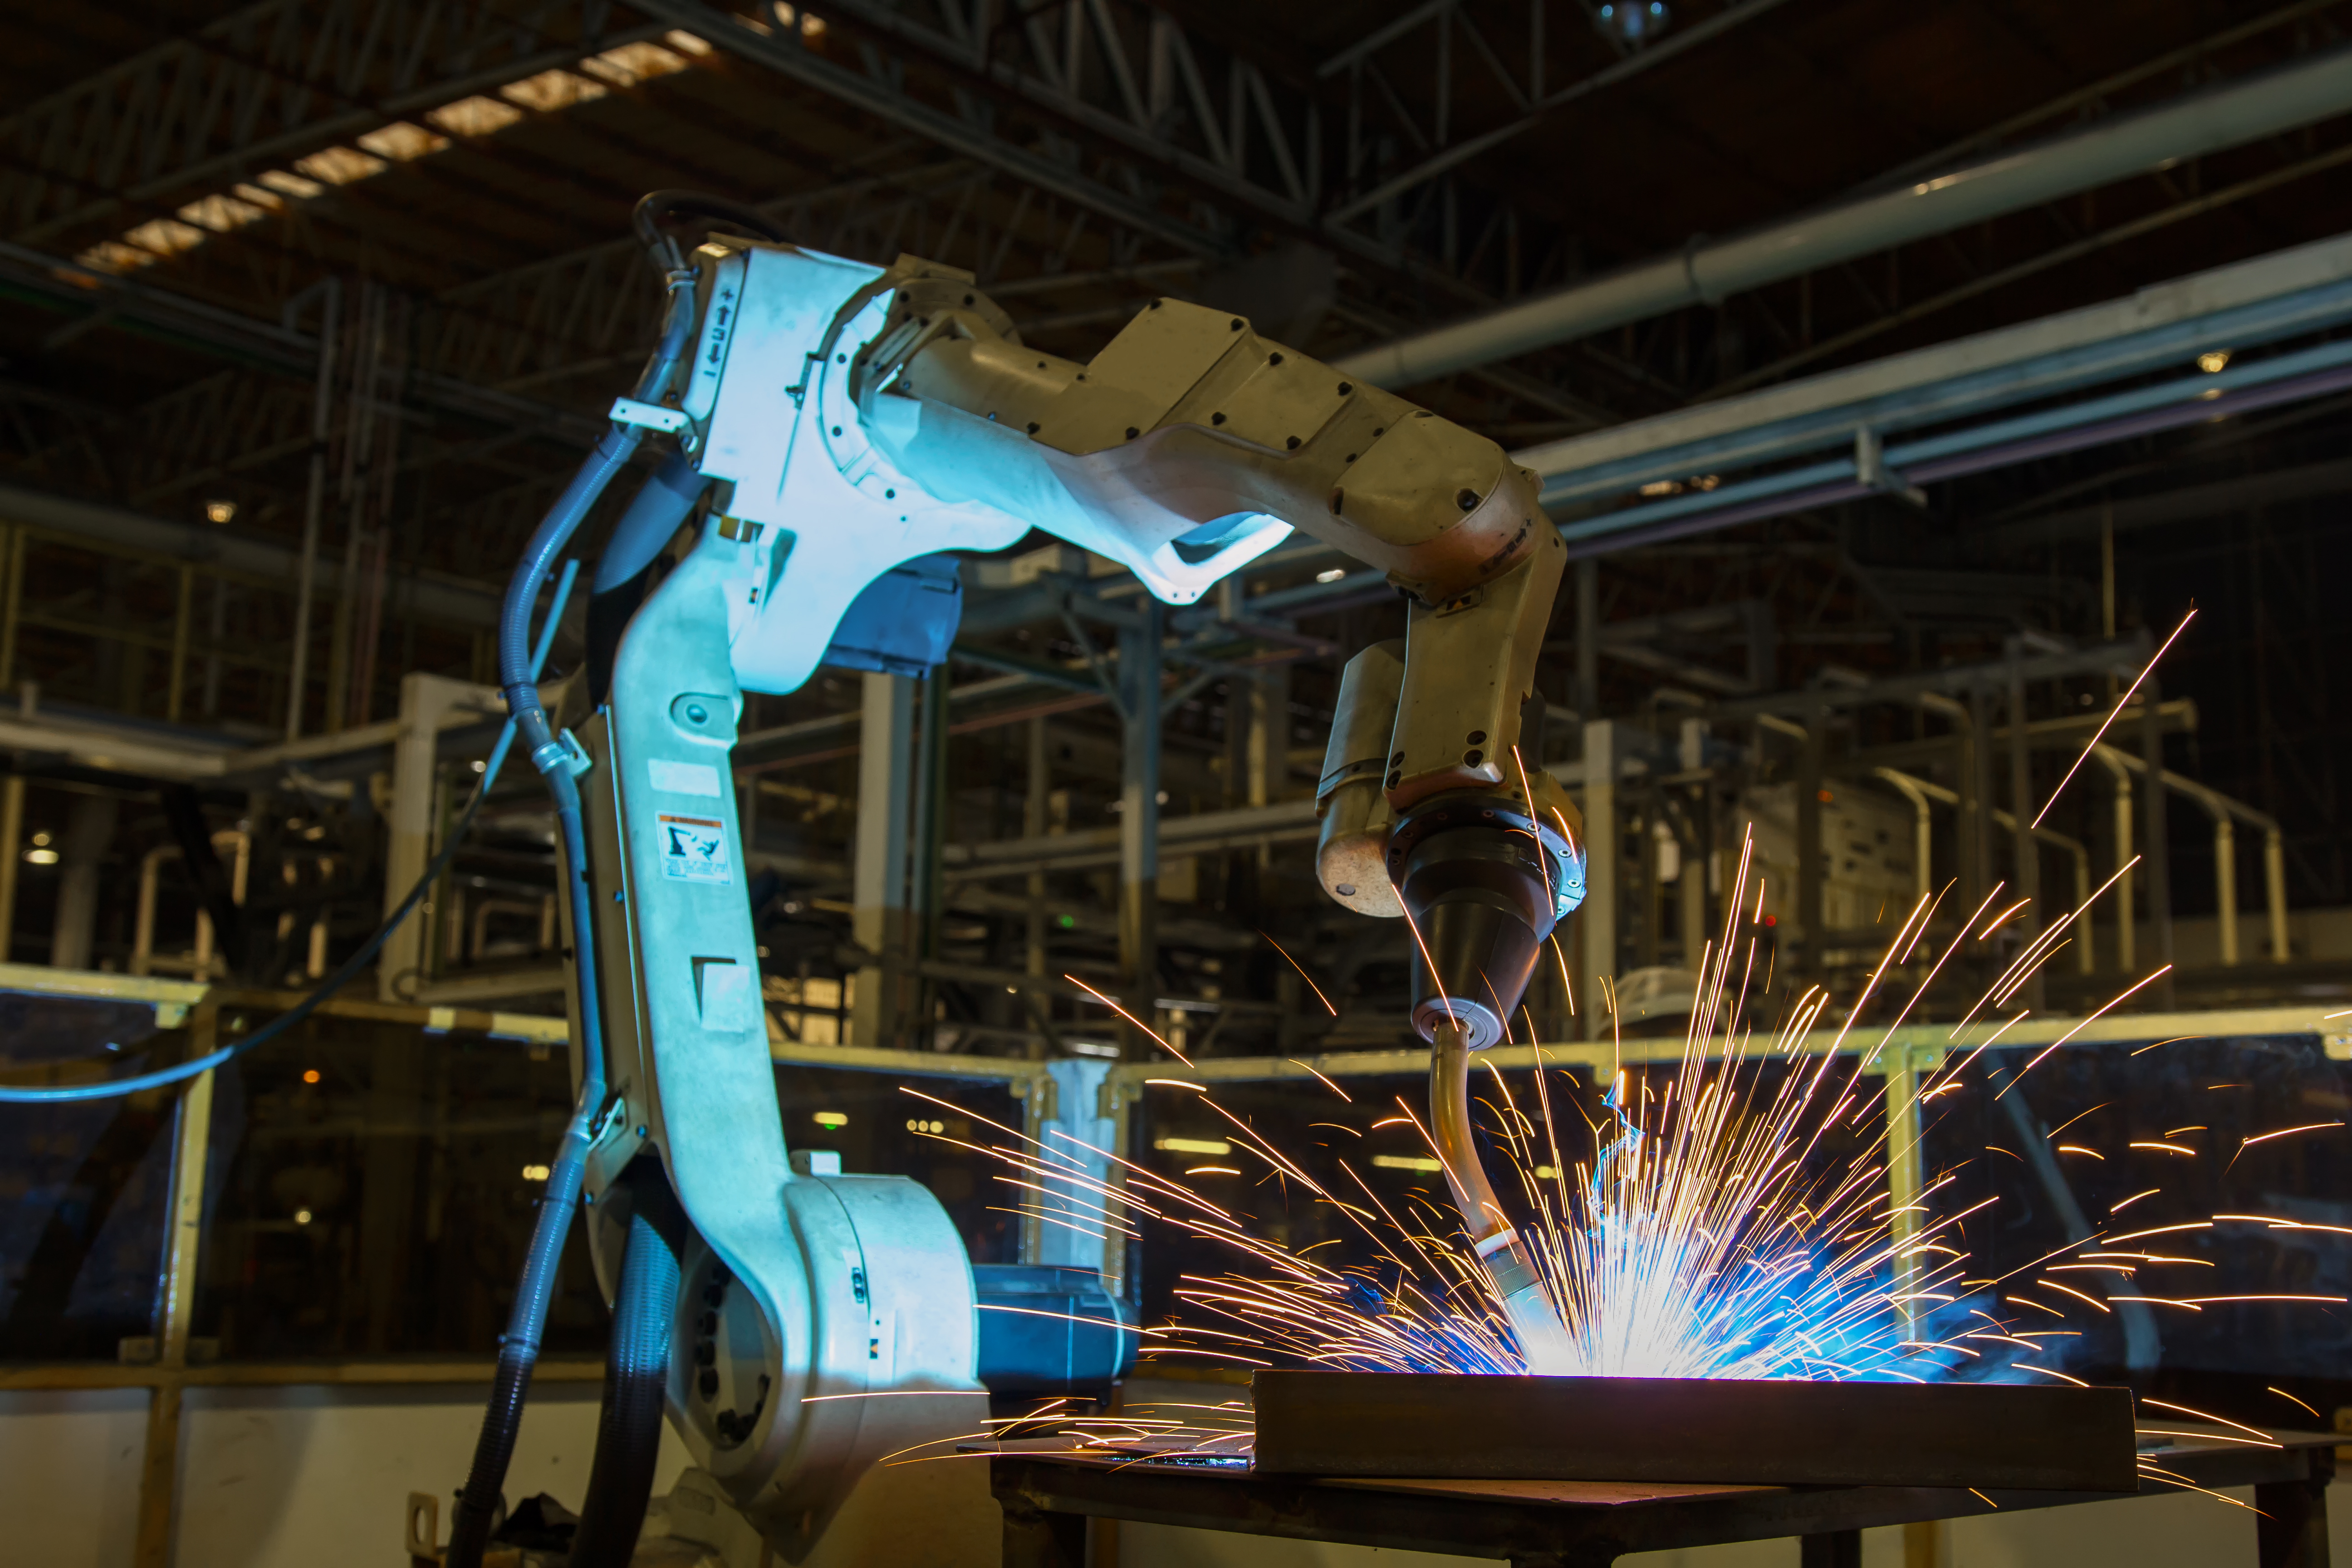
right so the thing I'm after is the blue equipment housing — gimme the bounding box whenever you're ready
[970,1264,1138,1400]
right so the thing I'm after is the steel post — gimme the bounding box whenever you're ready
[1581,719,1616,1038]
[286,279,338,741]
[1574,557,1599,718]
[1024,715,1048,981]
[2007,661,2042,1009]
[1969,689,1995,910]
[1797,714,1823,977]
[1877,1043,1934,1345]
[2252,1446,2337,1568]
[378,674,494,1002]
[2265,828,2291,964]
[2141,680,2176,1005]
[852,671,917,1048]
[2094,747,2136,975]
[133,1006,216,1568]
[51,793,118,971]
[167,564,194,724]
[0,524,22,688]
[1117,604,1163,1057]
[2215,814,2240,966]
[914,670,952,1039]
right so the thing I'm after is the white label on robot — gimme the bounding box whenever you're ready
[649,758,723,797]
[658,814,732,883]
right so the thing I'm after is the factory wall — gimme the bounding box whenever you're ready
[0,1382,686,1567]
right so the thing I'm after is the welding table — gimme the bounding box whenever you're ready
[988,1431,2336,1568]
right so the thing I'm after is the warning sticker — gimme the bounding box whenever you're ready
[657,814,733,884]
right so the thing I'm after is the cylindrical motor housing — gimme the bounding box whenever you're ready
[1388,789,1584,1048]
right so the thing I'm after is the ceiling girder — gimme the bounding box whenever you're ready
[1,0,666,248]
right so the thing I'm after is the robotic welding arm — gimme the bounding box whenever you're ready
[561,223,1587,1558]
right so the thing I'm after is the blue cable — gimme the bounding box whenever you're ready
[0,559,583,1104]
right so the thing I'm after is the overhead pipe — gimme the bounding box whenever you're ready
[1336,46,2352,389]
[2091,749,2137,975]
[1870,767,2093,976]
[2093,746,2290,967]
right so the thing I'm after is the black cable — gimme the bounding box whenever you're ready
[566,1163,685,1568]
[631,189,789,272]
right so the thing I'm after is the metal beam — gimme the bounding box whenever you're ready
[634,0,1230,259]
[1341,45,2352,387]
[1,0,652,247]
[1514,229,2352,507]
[1706,637,2151,723]
[0,478,505,629]
[0,239,602,446]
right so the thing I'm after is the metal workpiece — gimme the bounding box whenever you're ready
[990,1430,2337,1568]
[1248,1371,2139,1491]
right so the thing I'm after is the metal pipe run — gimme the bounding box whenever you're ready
[1554,347,2352,556]
[2096,745,2292,966]
[1871,768,2093,975]
[1337,46,2352,388]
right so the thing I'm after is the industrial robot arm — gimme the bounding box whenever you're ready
[554,220,1588,1559]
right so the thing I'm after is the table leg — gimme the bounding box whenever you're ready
[1800,1530,1862,1568]
[2255,1447,2336,1568]
[1002,1503,1090,1568]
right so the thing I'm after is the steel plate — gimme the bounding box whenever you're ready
[1250,1371,2139,1492]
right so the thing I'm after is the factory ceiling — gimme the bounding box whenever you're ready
[8,3,2352,515]
[0,0,2348,902]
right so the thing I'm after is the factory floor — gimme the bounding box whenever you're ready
[4,1378,2343,1565]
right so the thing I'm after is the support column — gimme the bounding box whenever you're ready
[360,1029,421,1352]
[1573,557,1599,719]
[0,685,28,965]
[1246,662,1290,815]
[2214,814,2239,966]
[2007,661,2042,1010]
[1796,715,1823,979]
[0,525,20,689]
[167,566,194,724]
[1879,1042,1936,1346]
[51,793,119,972]
[2252,1449,2337,1568]
[1582,719,1616,1040]
[851,672,916,1048]
[2265,828,2291,965]
[132,1012,215,1568]
[286,277,338,740]
[379,673,495,1001]
[1677,792,1709,970]
[2096,749,2135,975]
[1024,715,1049,982]
[2141,680,2175,1006]
[1034,1058,1116,1274]
[1969,689,1995,907]
[1117,605,1163,1057]
[912,671,952,1041]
